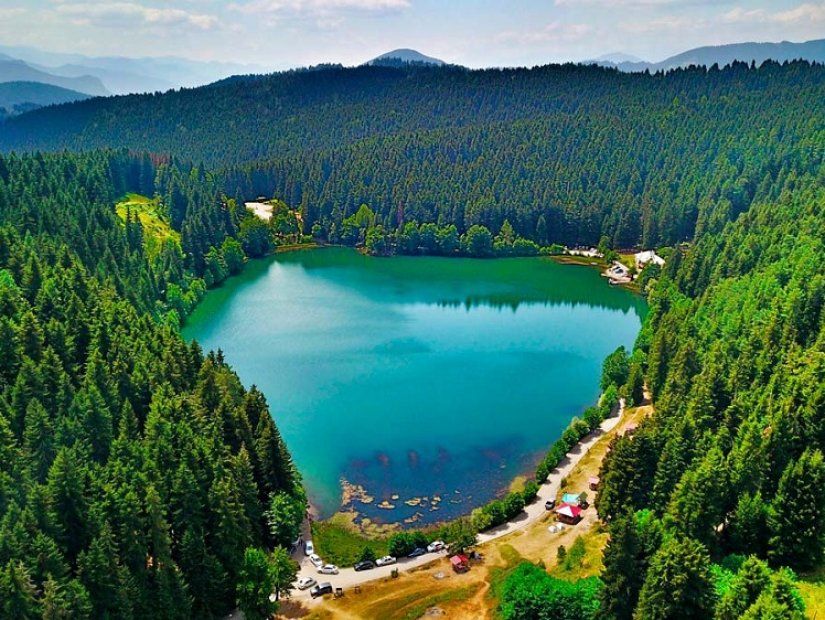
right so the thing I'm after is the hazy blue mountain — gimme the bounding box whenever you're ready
[659,38,825,69]
[595,38,825,73]
[592,52,644,64]
[367,49,446,66]
[0,59,108,96]
[0,81,90,117]
[0,45,272,94]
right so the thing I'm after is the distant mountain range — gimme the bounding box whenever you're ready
[593,38,825,73]
[0,45,273,96]
[366,49,446,67]
[0,57,108,96]
[2,38,824,103]
[0,81,90,118]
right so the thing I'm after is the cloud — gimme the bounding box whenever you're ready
[554,0,721,6]
[722,2,825,25]
[495,21,594,46]
[55,2,220,30]
[234,0,411,17]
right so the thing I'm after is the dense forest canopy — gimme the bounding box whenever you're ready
[0,152,305,619]
[3,61,825,248]
[0,58,823,619]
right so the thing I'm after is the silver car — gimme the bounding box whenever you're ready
[296,576,316,590]
[375,555,397,567]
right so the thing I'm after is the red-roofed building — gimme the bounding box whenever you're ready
[555,502,583,525]
[450,554,470,573]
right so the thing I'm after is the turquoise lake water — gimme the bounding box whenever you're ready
[183,248,647,525]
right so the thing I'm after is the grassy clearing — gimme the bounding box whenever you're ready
[398,586,478,620]
[367,585,479,620]
[487,544,526,601]
[115,193,179,258]
[549,529,607,581]
[798,566,825,619]
[311,513,391,567]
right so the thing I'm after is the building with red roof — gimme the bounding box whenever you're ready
[555,502,583,525]
[450,554,470,573]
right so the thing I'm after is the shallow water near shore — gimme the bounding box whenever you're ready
[183,248,647,525]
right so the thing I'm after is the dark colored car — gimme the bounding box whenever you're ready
[354,560,376,572]
[310,582,333,598]
[544,499,556,511]
[408,547,427,558]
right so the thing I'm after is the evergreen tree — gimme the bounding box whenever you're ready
[767,449,825,570]
[596,513,643,620]
[634,537,716,620]
[235,548,277,620]
[714,556,772,620]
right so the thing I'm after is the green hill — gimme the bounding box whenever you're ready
[0,81,91,116]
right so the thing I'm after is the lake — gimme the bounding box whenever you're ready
[183,248,647,525]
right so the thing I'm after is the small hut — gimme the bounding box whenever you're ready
[450,554,470,573]
[555,503,583,525]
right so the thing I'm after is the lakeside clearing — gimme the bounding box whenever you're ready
[285,401,653,619]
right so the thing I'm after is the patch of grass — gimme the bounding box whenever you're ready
[116,193,179,258]
[549,531,606,581]
[798,566,825,619]
[488,544,526,601]
[508,475,527,494]
[396,585,478,620]
[311,513,390,567]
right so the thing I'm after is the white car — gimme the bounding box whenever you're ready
[309,553,324,568]
[304,540,314,556]
[317,564,339,575]
[296,576,316,590]
[427,540,445,553]
[375,555,397,567]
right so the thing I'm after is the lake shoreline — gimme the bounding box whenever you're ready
[183,246,646,537]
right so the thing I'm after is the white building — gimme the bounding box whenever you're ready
[634,250,665,271]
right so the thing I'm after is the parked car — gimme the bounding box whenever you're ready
[317,564,339,575]
[376,555,397,567]
[309,553,324,568]
[296,576,316,590]
[408,547,427,558]
[310,582,333,598]
[544,499,556,511]
[354,560,376,571]
[304,540,314,556]
[427,540,445,553]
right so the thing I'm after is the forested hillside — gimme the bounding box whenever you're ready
[0,152,304,618]
[3,62,825,248]
[1,58,824,619]
[592,169,825,617]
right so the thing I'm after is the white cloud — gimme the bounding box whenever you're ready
[234,0,411,16]
[722,2,825,25]
[554,0,720,6]
[495,21,594,46]
[55,2,220,30]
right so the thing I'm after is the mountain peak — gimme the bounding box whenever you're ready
[366,49,445,67]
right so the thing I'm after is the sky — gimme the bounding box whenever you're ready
[0,0,824,68]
